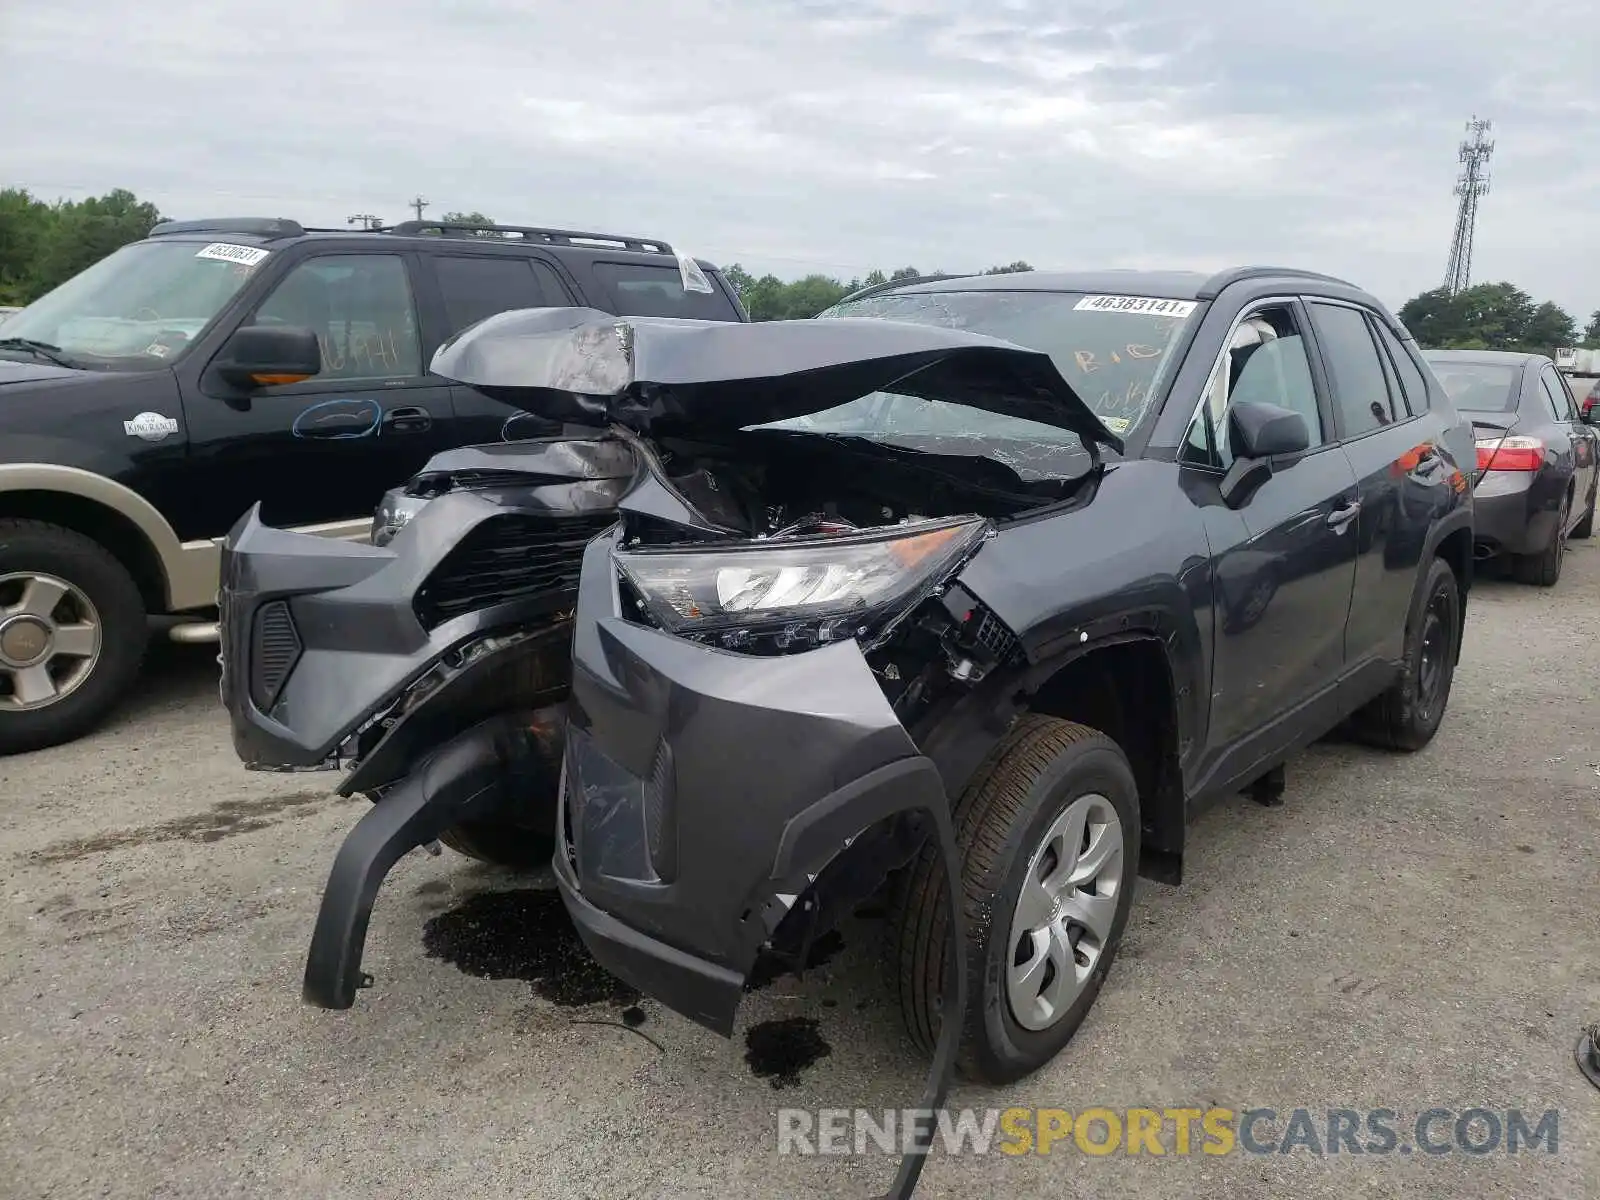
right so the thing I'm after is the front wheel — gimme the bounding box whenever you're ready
[438,822,555,869]
[888,715,1140,1084]
[0,520,148,755]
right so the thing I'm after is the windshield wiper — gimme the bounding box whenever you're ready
[0,337,78,369]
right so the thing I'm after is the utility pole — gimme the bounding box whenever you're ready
[347,213,383,230]
[1442,117,1494,295]
[409,196,430,221]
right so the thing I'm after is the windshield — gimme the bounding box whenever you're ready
[0,240,266,370]
[1426,360,1520,413]
[749,289,1196,478]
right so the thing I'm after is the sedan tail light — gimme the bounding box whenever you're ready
[1475,434,1544,472]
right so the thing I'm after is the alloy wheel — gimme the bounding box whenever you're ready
[0,572,103,712]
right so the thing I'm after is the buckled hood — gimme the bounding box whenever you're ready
[430,307,1124,454]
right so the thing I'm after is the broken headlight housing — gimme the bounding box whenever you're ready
[614,515,991,653]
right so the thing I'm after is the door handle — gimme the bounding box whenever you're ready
[383,406,432,434]
[1327,501,1361,528]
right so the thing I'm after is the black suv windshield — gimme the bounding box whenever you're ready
[751,289,1197,478]
[0,240,266,370]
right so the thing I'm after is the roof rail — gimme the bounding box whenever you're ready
[1197,265,1354,300]
[835,272,976,305]
[149,217,307,239]
[385,220,674,254]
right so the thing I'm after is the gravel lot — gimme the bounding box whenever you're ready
[2,542,1596,1199]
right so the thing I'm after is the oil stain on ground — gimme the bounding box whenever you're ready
[29,790,338,864]
[745,1017,832,1089]
[422,887,639,1009]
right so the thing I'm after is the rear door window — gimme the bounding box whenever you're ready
[593,261,740,320]
[1310,302,1398,437]
[434,255,570,336]
[1373,323,1430,416]
[1540,368,1576,421]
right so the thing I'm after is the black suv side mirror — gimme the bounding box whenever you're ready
[1219,400,1310,508]
[215,325,321,389]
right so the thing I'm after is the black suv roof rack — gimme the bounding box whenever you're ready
[1197,265,1354,298]
[149,217,307,239]
[384,221,674,254]
[147,216,678,256]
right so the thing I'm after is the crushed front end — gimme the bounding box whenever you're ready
[217,433,637,1008]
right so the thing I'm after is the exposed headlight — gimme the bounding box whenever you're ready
[371,489,430,547]
[614,515,990,648]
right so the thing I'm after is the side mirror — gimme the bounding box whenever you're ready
[215,325,321,389]
[1231,400,1311,458]
[1218,401,1310,509]
[1582,402,1600,426]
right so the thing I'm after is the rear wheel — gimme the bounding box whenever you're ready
[1514,494,1569,586]
[888,715,1140,1084]
[1350,555,1460,752]
[0,520,148,755]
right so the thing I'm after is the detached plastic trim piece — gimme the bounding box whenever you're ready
[881,799,967,1200]
[1578,1026,1600,1091]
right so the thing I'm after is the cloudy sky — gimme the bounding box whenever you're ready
[5,0,1597,319]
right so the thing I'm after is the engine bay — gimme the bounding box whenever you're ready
[646,427,1088,540]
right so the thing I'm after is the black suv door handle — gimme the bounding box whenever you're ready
[1327,501,1361,528]
[383,406,432,434]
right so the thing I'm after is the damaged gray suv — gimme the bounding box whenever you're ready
[226,268,1474,1110]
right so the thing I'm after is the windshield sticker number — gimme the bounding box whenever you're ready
[195,243,271,267]
[1074,295,1196,318]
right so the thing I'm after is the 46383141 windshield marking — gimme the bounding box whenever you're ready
[1074,295,1197,318]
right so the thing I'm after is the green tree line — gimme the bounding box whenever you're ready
[1398,283,1600,354]
[1,187,165,305]
[5,185,1598,349]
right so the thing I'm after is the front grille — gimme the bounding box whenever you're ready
[413,513,615,630]
[249,600,302,712]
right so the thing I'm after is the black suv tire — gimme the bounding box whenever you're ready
[889,714,1140,1084]
[1349,555,1461,752]
[0,520,149,755]
[438,822,555,869]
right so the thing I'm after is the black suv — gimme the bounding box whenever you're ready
[456,270,1474,1085]
[0,217,745,754]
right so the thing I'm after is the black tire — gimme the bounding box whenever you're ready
[1513,494,1569,586]
[888,714,1140,1084]
[438,822,556,869]
[1349,555,1460,752]
[1571,482,1595,540]
[0,520,148,756]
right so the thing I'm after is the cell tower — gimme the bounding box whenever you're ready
[1442,117,1494,295]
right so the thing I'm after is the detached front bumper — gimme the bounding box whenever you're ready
[554,533,948,1036]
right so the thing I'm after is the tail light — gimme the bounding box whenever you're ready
[1475,435,1544,472]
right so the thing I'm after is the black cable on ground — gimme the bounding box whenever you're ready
[882,803,967,1200]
